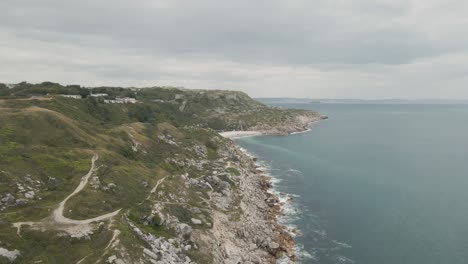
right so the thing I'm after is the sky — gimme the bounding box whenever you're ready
[1,0,467,99]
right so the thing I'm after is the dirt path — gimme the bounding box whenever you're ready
[94,228,121,264]
[144,176,166,201]
[13,154,121,237]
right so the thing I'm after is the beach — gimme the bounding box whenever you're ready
[219,130,264,139]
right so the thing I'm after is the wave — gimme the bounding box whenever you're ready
[290,127,313,135]
[287,168,302,172]
[250,160,314,262]
[240,146,354,264]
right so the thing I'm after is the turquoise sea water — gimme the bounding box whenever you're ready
[237,103,468,264]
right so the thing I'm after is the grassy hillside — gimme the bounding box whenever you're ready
[2,82,318,131]
[0,82,319,263]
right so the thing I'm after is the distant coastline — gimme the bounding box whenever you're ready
[220,114,326,140]
[257,98,468,105]
[219,131,263,139]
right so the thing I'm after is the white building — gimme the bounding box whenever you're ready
[120,97,137,103]
[60,94,81,99]
[90,93,108,97]
[104,97,137,104]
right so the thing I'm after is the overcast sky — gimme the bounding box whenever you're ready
[1,0,467,99]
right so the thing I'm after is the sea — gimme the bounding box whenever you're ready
[236,103,468,264]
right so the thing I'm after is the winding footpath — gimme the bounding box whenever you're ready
[13,154,121,237]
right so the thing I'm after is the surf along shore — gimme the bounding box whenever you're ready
[218,114,325,262]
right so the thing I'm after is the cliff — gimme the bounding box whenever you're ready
[0,82,319,263]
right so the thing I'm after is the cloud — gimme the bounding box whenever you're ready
[0,0,467,99]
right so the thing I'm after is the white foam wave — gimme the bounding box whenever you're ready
[239,144,356,264]
[290,127,312,135]
[295,244,316,261]
[238,147,253,157]
[334,255,356,264]
[263,170,315,263]
[332,240,352,249]
[240,146,353,264]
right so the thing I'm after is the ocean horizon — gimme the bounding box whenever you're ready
[237,103,468,264]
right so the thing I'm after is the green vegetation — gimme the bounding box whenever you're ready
[0,82,317,263]
[1,82,316,131]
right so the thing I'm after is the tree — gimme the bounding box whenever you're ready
[129,104,154,122]
[79,88,91,98]
[0,83,9,96]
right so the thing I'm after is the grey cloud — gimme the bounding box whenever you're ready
[1,0,455,65]
[1,0,468,99]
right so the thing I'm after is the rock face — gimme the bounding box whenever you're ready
[129,221,193,264]
[250,112,323,135]
[0,84,318,263]
[191,140,297,264]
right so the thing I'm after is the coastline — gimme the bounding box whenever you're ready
[217,117,324,263]
[220,115,326,139]
[219,131,264,139]
[241,147,300,263]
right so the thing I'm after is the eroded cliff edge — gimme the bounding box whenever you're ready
[0,82,320,263]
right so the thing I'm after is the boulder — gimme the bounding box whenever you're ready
[108,255,125,264]
[1,193,15,204]
[24,191,35,199]
[191,218,202,225]
[269,242,279,249]
[143,248,158,260]
[176,223,193,235]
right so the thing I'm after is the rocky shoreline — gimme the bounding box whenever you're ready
[196,140,295,263]
[0,84,328,263]
[210,117,326,263]
[249,112,326,136]
[220,112,327,139]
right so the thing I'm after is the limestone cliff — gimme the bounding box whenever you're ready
[0,82,319,263]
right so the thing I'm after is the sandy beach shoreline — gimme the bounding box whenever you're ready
[219,119,323,139]
[219,114,326,139]
[219,130,263,139]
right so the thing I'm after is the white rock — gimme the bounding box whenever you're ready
[1,193,14,203]
[269,242,280,249]
[107,255,117,263]
[0,247,20,261]
[191,218,202,225]
[176,223,193,235]
[143,248,159,260]
[24,190,35,199]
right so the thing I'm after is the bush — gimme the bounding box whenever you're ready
[128,104,155,123]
